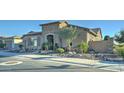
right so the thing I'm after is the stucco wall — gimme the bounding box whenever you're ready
[41,22,102,48]
[23,34,42,50]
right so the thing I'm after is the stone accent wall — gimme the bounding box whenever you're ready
[89,39,114,53]
[41,22,69,48]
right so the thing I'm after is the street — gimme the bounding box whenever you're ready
[0,51,123,72]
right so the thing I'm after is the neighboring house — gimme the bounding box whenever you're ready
[0,36,4,44]
[5,36,22,50]
[0,36,6,49]
[22,31,42,51]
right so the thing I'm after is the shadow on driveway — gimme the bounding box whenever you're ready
[101,61,124,64]
[46,65,70,69]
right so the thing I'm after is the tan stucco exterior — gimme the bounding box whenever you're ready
[40,21,102,48]
[22,21,113,53]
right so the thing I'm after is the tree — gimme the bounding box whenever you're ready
[115,30,124,43]
[104,35,110,40]
[116,47,124,61]
[57,27,78,51]
[78,41,89,53]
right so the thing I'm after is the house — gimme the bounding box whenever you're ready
[22,31,42,51]
[0,36,5,44]
[22,21,105,52]
[5,36,22,50]
[0,36,6,49]
[40,21,102,49]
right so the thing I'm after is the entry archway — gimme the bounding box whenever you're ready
[47,35,54,50]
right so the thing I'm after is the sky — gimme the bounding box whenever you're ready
[0,20,124,37]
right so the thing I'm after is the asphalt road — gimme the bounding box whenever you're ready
[0,51,122,72]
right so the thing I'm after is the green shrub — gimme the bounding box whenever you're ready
[56,48,65,54]
[0,43,6,48]
[19,45,23,50]
[42,42,49,50]
[116,47,124,60]
[78,42,89,53]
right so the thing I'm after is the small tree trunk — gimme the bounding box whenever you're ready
[67,41,72,52]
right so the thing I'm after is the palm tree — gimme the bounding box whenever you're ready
[57,27,78,51]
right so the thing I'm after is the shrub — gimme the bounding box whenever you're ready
[56,48,65,54]
[19,45,23,50]
[116,47,124,60]
[78,42,89,53]
[42,42,49,50]
[0,43,6,48]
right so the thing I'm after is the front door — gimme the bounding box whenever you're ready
[47,35,54,50]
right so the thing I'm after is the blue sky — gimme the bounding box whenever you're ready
[0,20,124,37]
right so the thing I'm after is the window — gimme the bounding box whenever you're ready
[31,37,38,47]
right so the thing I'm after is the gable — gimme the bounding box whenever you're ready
[41,21,68,32]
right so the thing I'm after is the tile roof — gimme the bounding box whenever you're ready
[22,31,42,38]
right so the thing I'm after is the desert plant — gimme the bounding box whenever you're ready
[56,27,78,51]
[42,42,49,50]
[56,48,65,55]
[78,41,89,53]
[116,47,124,60]
[115,30,124,43]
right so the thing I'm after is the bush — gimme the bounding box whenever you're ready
[116,47,124,60]
[19,45,23,50]
[56,48,65,54]
[42,42,49,50]
[78,42,89,53]
[0,43,6,48]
